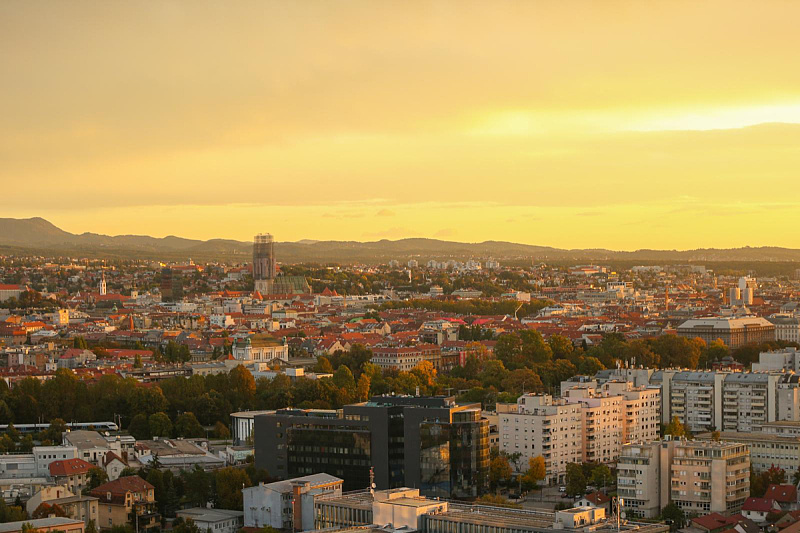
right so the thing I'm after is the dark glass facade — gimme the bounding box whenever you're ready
[255,396,490,497]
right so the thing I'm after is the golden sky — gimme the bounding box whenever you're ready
[3,1,800,250]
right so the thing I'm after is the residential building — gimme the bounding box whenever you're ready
[722,373,780,432]
[670,440,750,515]
[497,394,582,484]
[49,458,94,495]
[230,334,289,366]
[618,438,749,518]
[371,347,423,371]
[602,381,661,445]
[255,396,489,498]
[697,430,800,476]
[243,474,342,531]
[564,387,623,464]
[89,476,159,531]
[617,439,679,518]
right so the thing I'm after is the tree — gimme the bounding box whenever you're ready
[332,365,356,391]
[86,467,109,491]
[589,465,613,489]
[661,503,685,531]
[711,430,721,441]
[175,412,204,438]
[489,455,513,492]
[228,365,256,410]
[73,336,88,349]
[32,502,67,519]
[565,463,586,497]
[314,357,334,374]
[214,467,252,510]
[664,416,689,439]
[128,414,150,440]
[521,456,546,490]
[214,422,231,440]
[356,374,371,402]
[133,354,143,369]
[148,412,173,438]
[42,418,67,444]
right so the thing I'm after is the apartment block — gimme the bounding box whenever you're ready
[617,439,679,518]
[670,441,750,515]
[602,381,661,445]
[564,387,623,464]
[498,394,582,484]
[722,373,779,432]
[618,439,749,519]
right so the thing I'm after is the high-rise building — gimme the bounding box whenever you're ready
[497,394,583,484]
[254,396,489,498]
[618,438,749,518]
[253,234,276,293]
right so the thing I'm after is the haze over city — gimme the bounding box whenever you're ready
[3,1,800,249]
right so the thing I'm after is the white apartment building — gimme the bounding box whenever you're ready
[564,387,623,464]
[753,347,800,372]
[243,474,343,531]
[722,373,779,432]
[371,347,423,371]
[663,371,725,432]
[497,395,582,484]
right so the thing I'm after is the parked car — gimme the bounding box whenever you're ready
[559,486,566,493]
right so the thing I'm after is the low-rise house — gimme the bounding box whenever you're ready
[0,517,85,533]
[89,476,159,531]
[49,458,95,495]
[741,498,781,523]
[102,452,127,481]
[575,491,611,513]
[764,484,799,511]
[47,495,100,526]
[175,508,243,533]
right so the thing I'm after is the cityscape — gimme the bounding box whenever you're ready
[3,3,800,533]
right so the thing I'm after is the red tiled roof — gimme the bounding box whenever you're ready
[49,458,94,477]
[766,485,798,504]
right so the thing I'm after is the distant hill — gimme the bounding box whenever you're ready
[1,217,800,266]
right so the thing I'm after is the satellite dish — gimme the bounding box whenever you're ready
[371,483,376,489]
[621,512,626,520]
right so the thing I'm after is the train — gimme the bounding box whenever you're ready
[0,421,119,434]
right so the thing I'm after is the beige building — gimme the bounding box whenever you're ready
[603,381,661,445]
[498,394,582,484]
[670,440,749,515]
[90,476,159,531]
[565,387,623,464]
[618,439,750,518]
[617,439,679,519]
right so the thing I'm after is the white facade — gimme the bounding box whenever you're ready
[498,394,582,484]
[243,474,342,531]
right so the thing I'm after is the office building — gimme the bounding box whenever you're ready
[253,233,277,294]
[254,396,489,498]
[754,347,800,372]
[676,317,775,349]
[175,509,243,533]
[697,430,800,477]
[768,316,800,343]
